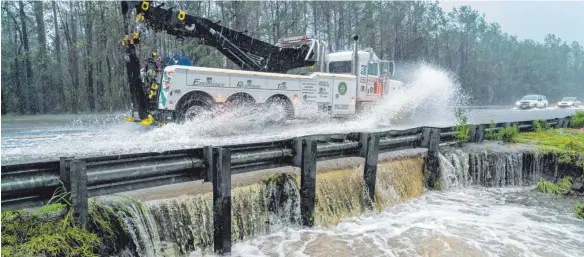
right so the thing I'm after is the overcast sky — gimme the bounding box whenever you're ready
[437,0,584,45]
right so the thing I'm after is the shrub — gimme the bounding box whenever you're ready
[498,125,519,143]
[576,202,584,220]
[454,108,470,144]
[533,119,550,132]
[536,177,573,195]
[485,120,498,140]
[570,111,584,128]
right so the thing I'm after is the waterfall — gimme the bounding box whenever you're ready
[85,156,426,257]
[438,146,549,189]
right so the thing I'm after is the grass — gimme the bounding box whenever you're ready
[498,125,519,143]
[570,110,584,128]
[535,177,584,220]
[1,182,122,257]
[516,129,584,167]
[536,177,572,195]
[576,202,584,220]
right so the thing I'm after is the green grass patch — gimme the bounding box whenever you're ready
[1,204,101,257]
[536,177,573,195]
[576,202,584,220]
[1,182,125,257]
[570,111,584,128]
[516,128,584,167]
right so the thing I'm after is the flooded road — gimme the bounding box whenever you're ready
[1,107,580,165]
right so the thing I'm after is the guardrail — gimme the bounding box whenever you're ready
[1,115,573,254]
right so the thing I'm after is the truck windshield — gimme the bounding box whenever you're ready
[329,61,352,74]
[521,95,538,100]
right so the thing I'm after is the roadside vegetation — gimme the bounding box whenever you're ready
[1,183,121,257]
[536,177,573,195]
[516,126,584,168]
[524,119,584,221]
[570,111,584,128]
[454,108,470,145]
[536,177,584,220]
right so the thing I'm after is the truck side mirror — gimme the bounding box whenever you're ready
[389,61,395,77]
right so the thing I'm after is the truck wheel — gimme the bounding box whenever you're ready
[176,94,214,123]
[265,97,293,124]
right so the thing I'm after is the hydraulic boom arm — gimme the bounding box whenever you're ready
[121,1,317,73]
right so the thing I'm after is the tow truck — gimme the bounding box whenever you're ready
[120,1,400,126]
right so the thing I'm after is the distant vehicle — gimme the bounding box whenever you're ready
[515,94,548,109]
[557,97,581,108]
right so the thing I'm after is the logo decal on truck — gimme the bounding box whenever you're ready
[192,77,225,87]
[338,82,347,96]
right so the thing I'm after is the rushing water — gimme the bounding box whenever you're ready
[218,148,584,257]
[228,187,584,257]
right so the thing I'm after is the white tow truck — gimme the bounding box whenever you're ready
[121,1,401,125]
[156,35,397,123]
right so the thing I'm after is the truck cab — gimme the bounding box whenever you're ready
[325,49,395,111]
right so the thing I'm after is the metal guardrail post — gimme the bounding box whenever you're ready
[59,157,73,191]
[470,125,485,143]
[363,133,380,209]
[300,139,317,227]
[562,118,570,128]
[292,137,303,167]
[555,118,564,129]
[422,128,441,189]
[213,147,232,255]
[70,159,88,228]
[203,146,214,183]
[359,132,368,157]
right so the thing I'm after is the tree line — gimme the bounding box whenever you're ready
[2,0,583,115]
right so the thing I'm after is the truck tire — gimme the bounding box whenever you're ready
[176,94,214,123]
[265,96,293,124]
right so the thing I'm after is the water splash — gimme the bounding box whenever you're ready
[359,63,467,127]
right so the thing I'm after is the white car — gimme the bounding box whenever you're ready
[557,97,581,108]
[516,95,548,109]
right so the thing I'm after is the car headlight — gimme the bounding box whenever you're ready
[515,101,520,106]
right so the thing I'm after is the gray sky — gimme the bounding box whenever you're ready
[437,0,584,45]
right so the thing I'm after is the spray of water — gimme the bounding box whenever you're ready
[359,62,467,128]
[2,64,468,164]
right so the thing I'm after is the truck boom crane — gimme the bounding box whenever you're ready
[122,1,318,73]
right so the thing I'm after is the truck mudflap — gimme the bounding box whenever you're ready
[125,110,174,127]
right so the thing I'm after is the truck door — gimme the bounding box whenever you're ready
[366,61,379,96]
[379,60,393,96]
[331,78,356,116]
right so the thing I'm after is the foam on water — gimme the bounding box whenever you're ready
[223,187,584,257]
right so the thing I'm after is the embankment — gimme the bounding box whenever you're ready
[3,129,583,257]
